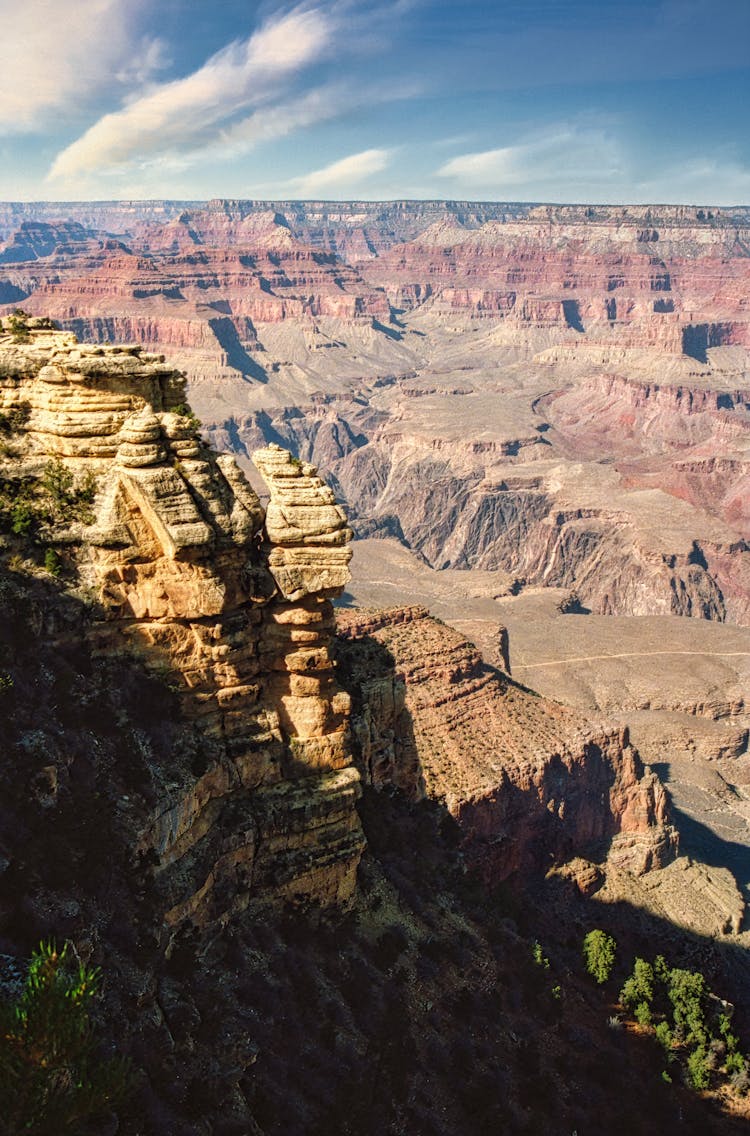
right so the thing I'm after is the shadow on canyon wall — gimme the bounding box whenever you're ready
[208,316,269,382]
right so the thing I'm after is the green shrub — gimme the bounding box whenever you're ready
[0,402,31,434]
[43,549,61,576]
[667,967,707,1047]
[0,940,130,1134]
[41,459,75,511]
[619,958,654,1012]
[10,500,35,536]
[7,310,31,344]
[654,1020,673,1055]
[172,403,202,431]
[686,1045,711,1091]
[582,929,616,985]
[532,941,550,970]
[634,1001,652,1028]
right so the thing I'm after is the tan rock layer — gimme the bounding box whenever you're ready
[0,327,364,925]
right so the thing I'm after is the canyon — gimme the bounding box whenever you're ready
[0,321,679,920]
[2,200,746,843]
[1,320,731,1135]
[1,197,750,1130]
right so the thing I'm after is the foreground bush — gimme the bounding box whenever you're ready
[0,940,130,1135]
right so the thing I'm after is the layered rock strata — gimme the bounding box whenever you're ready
[336,606,677,878]
[0,323,363,926]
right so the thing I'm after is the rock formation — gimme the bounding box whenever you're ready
[0,320,364,927]
[336,606,677,878]
[0,318,684,932]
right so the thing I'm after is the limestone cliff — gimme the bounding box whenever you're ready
[0,319,364,926]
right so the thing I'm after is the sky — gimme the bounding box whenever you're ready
[1,0,749,205]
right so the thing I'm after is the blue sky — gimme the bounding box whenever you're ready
[1,0,749,204]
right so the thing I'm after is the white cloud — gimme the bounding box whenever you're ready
[49,5,336,181]
[116,36,171,89]
[635,157,750,206]
[437,127,625,196]
[436,126,750,206]
[0,0,152,134]
[287,148,392,196]
[210,84,353,157]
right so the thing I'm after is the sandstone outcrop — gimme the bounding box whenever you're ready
[336,606,677,878]
[0,322,364,926]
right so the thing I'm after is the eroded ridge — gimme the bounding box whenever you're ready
[337,605,678,879]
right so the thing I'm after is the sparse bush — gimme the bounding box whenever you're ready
[0,460,97,545]
[7,309,31,343]
[532,940,550,970]
[41,459,75,512]
[0,401,31,434]
[172,403,202,432]
[10,499,35,536]
[43,549,61,576]
[729,1057,750,1094]
[0,940,131,1134]
[583,929,616,985]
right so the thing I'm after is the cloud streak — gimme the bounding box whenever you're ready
[50,5,336,180]
[0,0,157,134]
[288,148,392,196]
[435,124,750,205]
[437,128,625,195]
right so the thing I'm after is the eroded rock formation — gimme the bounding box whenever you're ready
[0,321,363,926]
[0,319,685,936]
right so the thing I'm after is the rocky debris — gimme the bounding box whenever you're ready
[0,326,364,925]
[336,606,677,879]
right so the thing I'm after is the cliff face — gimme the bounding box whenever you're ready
[336,606,677,879]
[5,202,750,377]
[0,322,364,926]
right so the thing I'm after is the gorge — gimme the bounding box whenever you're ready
[1,198,750,1133]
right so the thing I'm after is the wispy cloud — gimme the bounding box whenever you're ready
[287,148,392,196]
[634,156,750,206]
[0,0,159,134]
[437,127,625,196]
[49,5,336,181]
[435,124,750,205]
[210,84,363,158]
